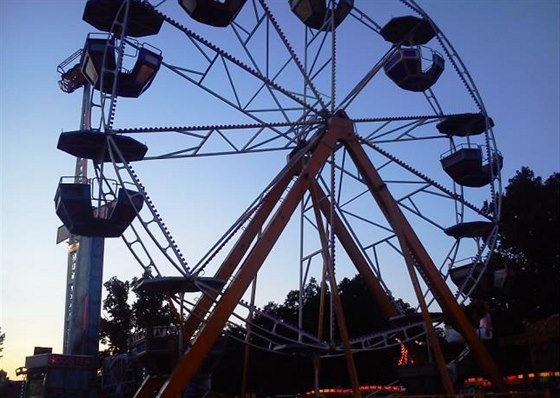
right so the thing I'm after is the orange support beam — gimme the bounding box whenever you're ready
[342,136,506,392]
[309,184,361,398]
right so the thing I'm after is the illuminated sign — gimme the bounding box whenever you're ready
[48,354,93,368]
[26,353,94,370]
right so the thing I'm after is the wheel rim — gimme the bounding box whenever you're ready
[81,0,502,375]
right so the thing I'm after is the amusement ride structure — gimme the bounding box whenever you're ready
[25,0,508,397]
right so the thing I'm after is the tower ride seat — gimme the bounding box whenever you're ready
[437,113,495,137]
[380,15,437,46]
[57,130,148,162]
[135,276,226,294]
[444,221,494,240]
[59,63,88,93]
[55,182,144,237]
[131,327,179,375]
[80,37,162,98]
[449,262,494,298]
[440,145,502,188]
[83,0,164,38]
[118,47,163,97]
[289,0,353,31]
[384,47,444,92]
[178,0,246,27]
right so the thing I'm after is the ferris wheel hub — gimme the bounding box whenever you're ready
[327,109,354,138]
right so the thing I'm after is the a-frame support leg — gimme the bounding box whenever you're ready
[343,137,506,392]
[157,114,353,398]
[312,181,427,364]
[309,183,361,398]
[312,180,453,394]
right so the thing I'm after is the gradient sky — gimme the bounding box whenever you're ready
[1,0,559,380]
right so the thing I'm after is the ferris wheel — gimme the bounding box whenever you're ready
[55,0,506,396]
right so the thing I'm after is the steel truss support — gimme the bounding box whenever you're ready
[343,137,506,392]
[158,113,353,397]
[312,182,427,364]
[157,112,505,397]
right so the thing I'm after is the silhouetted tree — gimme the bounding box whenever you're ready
[100,275,174,355]
[213,275,401,395]
[130,277,174,332]
[491,167,559,329]
[100,277,133,355]
[471,167,560,377]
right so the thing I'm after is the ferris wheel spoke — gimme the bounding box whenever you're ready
[345,322,427,352]
[398,196,448,231]
[106,136,191,276]
[120,222,161,276]
[305,28,333,84]
[117,119,325,158]
[348,6,382,33]
[163,61,308,126]
[215,38,295,122]
[159,9,322,117]
[338,46,400,111]
[257,0,329,111]
[364,142,490,218]
[423,88,445,115]
[317,147,472,232]
[200,292,330,352]
[360,118,439,142]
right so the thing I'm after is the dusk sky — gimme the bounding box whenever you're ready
[1,0,559,380]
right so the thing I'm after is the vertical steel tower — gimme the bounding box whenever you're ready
[57,78,106,358]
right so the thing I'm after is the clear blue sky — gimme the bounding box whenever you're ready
[1,0,559,380]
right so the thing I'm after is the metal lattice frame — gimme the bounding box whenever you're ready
[68,0,505,393]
